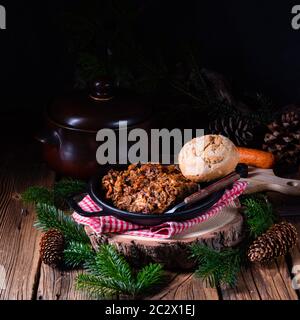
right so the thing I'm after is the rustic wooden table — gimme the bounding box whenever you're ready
[0,127,299,300]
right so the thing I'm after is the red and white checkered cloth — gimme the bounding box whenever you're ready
[72,181,247,239]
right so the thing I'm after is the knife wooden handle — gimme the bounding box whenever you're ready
[184,172,240,205]
[242,168,300,196]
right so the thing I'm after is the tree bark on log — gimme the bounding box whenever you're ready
[85,207,245,270]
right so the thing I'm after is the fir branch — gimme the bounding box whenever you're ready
[64,241,95,268]
[22,179,86,208]
[241,91,276,125]
[208,100,240,120]
[53,179,87,208]
[76,52,107,89]
[188,50,212,103]
[54,179,87,200]
[190,245,242,287]
[76,274,118,299]
[241,194,276,238]
[135,263,164,293]
[85,244,136,293]
[34,203,90,244]
[22,186,54,205]
[77,244,164,298]
[191,194,276,288]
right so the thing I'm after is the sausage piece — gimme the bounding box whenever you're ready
[237,147,275,169]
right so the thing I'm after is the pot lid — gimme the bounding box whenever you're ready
[47,79,153,132]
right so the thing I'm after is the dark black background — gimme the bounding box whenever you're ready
[1,0,300,113]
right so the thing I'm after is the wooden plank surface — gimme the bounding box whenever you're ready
[221,265,298,300]
[0,153,55,299]
[0,117,95,301]
[287,218,300,297]
[37,264,91,300]
[248,258,298,300]
[0,135,93,300]
[268,191,300,298]
[221,268,261,300]
[148,272,219,300]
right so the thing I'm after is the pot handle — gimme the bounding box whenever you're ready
[35,130,60,146]
[67,193,107,217]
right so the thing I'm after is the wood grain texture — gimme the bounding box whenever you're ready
[37,264,92,300]
[221,268,261,300]
[0,154,55,300]
[286,218,300,296]
[268,191,300,296]
[221,258,298,300]
[243,167,300,197]
[247,258,298,300]
[0,136,95,301]
[148,272,219,300]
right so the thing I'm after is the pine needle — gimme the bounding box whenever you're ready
[64,241,95,268]
[34,203,90,244]
[135,263,164,293]
[241,194,275,238]
[190,244,242,287]
[190,194,276,288]
[85,244,136,293]
[53,179,87,200]
[22,179,86,208]
[76,274,118,298]
[77,244,164,298]
[22,186,54,205]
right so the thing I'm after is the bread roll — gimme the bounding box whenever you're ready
[178,135,239,182]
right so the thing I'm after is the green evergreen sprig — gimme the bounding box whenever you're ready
[25,179,165,298]
[64,241,95,268]
[22,186,54,205]
[191,194,276,288]
[190,245,242,287]
[22,179,87,208]
[34,203,90,244]
[241,91,276,125]
[53,179,87,200]
[76,244,164,299]
[34,203,164,298]
[241,194,276,238]
[76,274,119,298]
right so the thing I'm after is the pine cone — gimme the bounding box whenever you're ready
[208,116,255,146]
[263,112,300,167]
[248,222,298,263]
[40,229,65,267]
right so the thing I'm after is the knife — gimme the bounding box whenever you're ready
[166,165,248,214]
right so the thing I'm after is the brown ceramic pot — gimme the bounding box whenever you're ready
[36,79,153,179]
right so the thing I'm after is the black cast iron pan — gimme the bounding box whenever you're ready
[68,165,225,226]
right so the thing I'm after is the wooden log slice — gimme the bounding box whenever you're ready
[85,205,245,270]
